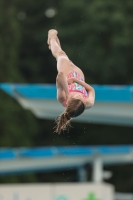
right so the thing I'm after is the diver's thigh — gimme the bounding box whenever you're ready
[57,56,73,75]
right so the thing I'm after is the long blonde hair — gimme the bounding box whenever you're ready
[54,98,85,134]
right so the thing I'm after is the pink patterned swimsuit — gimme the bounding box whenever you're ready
[63,71,88,107]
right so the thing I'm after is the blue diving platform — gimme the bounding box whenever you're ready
[0,84,133,126]
[0,146,133,182]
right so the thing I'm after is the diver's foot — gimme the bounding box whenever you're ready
[47,29,59,50]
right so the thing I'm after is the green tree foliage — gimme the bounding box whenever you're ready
[0,1,23,82]
[16,0,58,83]
[0,0,39,147]
[0,0,133,191]
[55,0,133,84]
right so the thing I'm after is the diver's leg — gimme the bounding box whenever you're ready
[48,29,73,74]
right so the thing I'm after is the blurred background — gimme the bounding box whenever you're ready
[0,0,133,198]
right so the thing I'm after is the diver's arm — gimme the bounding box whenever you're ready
[56,72,69,99]
[67,77,95,108]
[67,77,94,93]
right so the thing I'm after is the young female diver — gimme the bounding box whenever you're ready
[47,29,95,134]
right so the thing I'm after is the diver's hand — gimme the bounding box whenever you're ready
[67,77,77,84]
